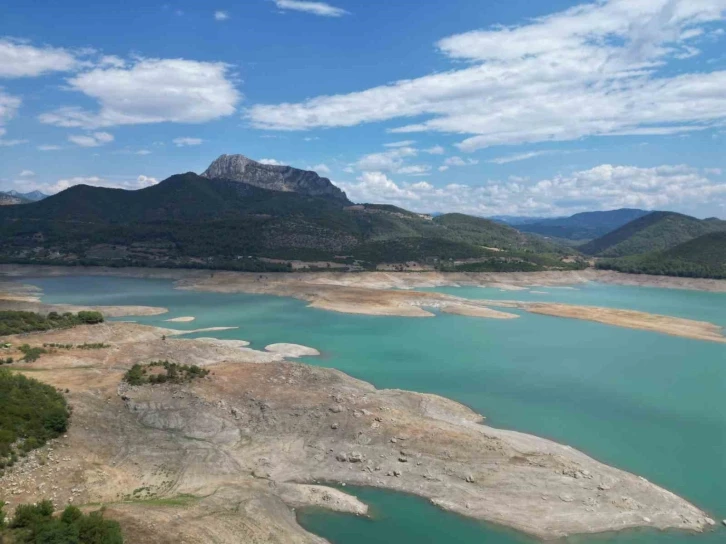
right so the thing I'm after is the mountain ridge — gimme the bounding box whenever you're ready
[513,208,650,241]
[202,154,350,203]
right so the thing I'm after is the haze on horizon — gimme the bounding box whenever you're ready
[1,0,725,219]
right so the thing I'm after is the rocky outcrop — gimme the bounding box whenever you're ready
[202,154,350,203]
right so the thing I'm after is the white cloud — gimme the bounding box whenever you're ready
[19,170,34,177]
[307,163,331,174]
[28,174,159,194]
[396,165,431,176]
[259,158,284,165]
[0,39,78,78]
[337,164,726,216]
[424,145,445,155]
[443,156,478,167]
[0,138,27,147]
[214,10,230,21]
[384,140,416,148]
[355,146,418,172]
[68,131,114,147]
[0,90,21,143]
[38,145,62,151]
[173,137,203,147]
[273,0,348,17]
[438,166,449,172]
[705,167,723,175]
[488,150,559,164]
[0,90,20,122]
[40,58,241,128]
[136,149,152,155]
[247,0,726,151]
[99,55,125,68]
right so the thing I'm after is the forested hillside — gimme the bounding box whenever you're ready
[0,173,581,272]
[580,212,726,257]
[598,231,726,279]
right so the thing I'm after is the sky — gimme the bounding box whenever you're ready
[1,0,725,218]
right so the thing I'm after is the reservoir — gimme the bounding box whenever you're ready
[17,275,726,544]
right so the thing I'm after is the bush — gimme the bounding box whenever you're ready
[3,502,123,543]
[0,369,69,465]
[123,361,209,386]
[76,311,104,325]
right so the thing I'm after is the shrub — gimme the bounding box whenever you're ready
[0,369,69,465]
[4,502,123,543]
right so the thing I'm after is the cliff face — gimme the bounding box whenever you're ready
[202,154,350,203]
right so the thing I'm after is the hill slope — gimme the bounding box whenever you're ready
[580,212,726,257]
[516,209,649,241]
[0,171,579,272]
[598,231,726,279]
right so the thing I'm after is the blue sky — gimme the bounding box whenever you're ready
[1,0,725,217]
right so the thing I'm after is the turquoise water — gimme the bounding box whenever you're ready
[17,275,726,543]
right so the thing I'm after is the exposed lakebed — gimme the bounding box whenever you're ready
[18,275,726,543]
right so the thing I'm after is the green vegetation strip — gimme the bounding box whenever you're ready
[0,311,104,337]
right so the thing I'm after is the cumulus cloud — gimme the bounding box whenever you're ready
[26,174,159,194]
[424,145,445,155]
[336,164,726,217]
[259,158,284,165]
[37,145,62,151]
[214,10,230,21]
[272,0,348,17]
[355,146,418,172]
[19,170,34,177]
[0,39,79,78]
[68,131,114,147]
[307,163,331,174]
[40,58,241,128]
[173,137,203,147]
[247,0,726,150]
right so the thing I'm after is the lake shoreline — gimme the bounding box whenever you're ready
[0,314,715,542]
[2,265,725,343]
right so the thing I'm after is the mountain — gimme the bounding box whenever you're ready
[0,192,30,206]
[202,154,349,203]
[580,211,726,257]
[597,231,726,279]
[7,190,48,202]
[0,162,580,272]
[514,209,650,241]
[489,215,555,226]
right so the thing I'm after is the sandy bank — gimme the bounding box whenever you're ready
[165,316,195,322]
[0,320,713,542]
[265,343,321,358]
[517,303,726,344]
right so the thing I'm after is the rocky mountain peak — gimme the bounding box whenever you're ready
[201,154,349,203]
